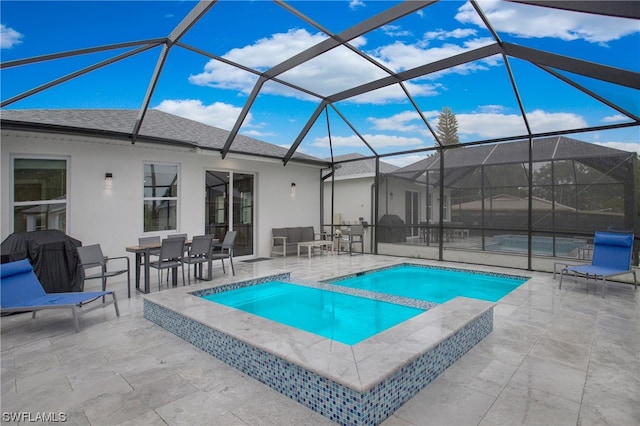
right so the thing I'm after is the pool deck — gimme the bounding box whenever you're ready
[2,254,639,425]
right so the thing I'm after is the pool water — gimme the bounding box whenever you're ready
[328,265,526,303]
[486,235,585,256]
[202,281,424,345]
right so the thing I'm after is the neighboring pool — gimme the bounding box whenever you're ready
[202,280,424,345]
[486,235,585,257]
[327,264,527,303]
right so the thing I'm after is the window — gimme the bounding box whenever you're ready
[442,194,449,221]
[13,158,68,233]
[143,163,178,232]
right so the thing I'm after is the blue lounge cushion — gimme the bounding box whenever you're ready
[0,258,33,278]
[593,232,633,248]
[1,259,47,307]
[0,259,120,332]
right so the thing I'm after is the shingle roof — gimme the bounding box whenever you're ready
[324,153,398,178]
[388,136,635,186]
[0,109,327,166]
[391,136,633,174]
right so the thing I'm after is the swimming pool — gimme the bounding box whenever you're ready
[327,264,527,303]
[144,268,498,425]
[486,235,585,257]
[202,280,424,345]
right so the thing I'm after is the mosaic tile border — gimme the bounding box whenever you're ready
[144,275,493,426]
[190,272,291,298]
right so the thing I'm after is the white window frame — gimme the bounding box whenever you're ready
[11,155,70,233]
[142,162,180,233]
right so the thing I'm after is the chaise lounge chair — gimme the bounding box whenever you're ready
[0,259,120,332]
[559,231,637,296]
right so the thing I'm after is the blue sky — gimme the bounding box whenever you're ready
[1,0,638,165]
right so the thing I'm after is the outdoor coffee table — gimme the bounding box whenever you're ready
[297,240,334,258]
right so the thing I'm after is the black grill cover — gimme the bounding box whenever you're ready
[1,230,83,293]
[377,214,407,243]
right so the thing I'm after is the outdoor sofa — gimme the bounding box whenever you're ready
[271,226,326,257]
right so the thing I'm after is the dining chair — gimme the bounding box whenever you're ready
[181,234,213,284]
[148,238,186,290]
[138,236,161,258]
[210,231,237,275]
[163,234,187,283]
[77,244,131,298]
[167,233,188,241]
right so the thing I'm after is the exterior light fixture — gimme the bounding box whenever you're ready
[290,182,296,197]
[105,173,113,189]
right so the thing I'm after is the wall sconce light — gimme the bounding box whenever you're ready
[105,173,113,189]
[290,182,296,197]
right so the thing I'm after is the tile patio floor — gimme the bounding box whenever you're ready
[1,254,639,425]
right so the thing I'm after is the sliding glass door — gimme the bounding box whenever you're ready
[205,171,254,256]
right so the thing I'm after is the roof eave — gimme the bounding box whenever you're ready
[0,119,331,168]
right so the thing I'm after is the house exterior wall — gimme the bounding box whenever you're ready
[1,130,321,260]
[322,175,373,227]
[323,175,450,227]
[378,177,450,224]
[322,174,454,252]
[322,175,374,252]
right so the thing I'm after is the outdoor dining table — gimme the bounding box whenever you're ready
[126,239,218,294]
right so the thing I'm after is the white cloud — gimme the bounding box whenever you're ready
[0,24,23,49]
[189,60,260,93]
[242,129,275,138]
[189,29,328,92]
[349,0,365,10]
[457,0,640,43]
[382,25,412,38]
[526,110,588,133]
[368,110,438,133]
[475,104,508,114]
[458,109,587,138]
[374,37,497,74]
[384,154,431,168]
[595,141,640,154]
[348,81,441,105]
[189,28,391,100]
[188,27,499,105]
[367,107,587,139]
[602,114,629,123]
[311,133,425,149]
[154,99,249,130]
[423,28,477,41]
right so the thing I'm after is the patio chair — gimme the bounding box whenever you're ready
[167,233,188,240]
[0,259,119,332]
[149,237,186,290]
[348,225,364,256]
[77,244,131,298]
[138,235,161,260]
[559,231,637,296]
[139,235,160,244]
[210,231,237,275]
[181,234,213,284]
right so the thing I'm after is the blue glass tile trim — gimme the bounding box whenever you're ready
[144,298,492,426]
[190,272,291,297]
